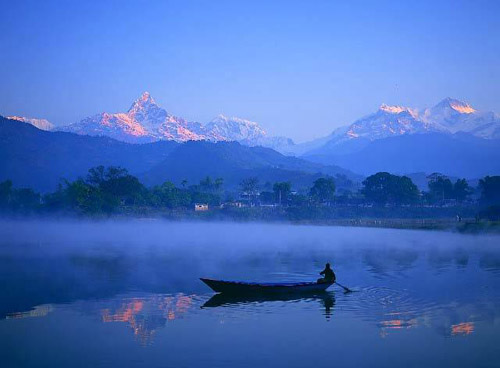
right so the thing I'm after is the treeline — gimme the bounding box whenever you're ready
[0,166,499,219]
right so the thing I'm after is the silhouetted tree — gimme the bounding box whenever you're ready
[273,182,291,205]
[0,180,13,209]
[362,172,419,205]
[199,176,214,192]
[214,178,224,192]
[310,177,336,205]
[151,181,191,208]
[453,179,472,202]
[240,177,259,205]
[11,187,41,212]
[428,174,454,202]
[479,176,500,205]
[259,191,275,204]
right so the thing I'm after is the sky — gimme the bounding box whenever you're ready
[0,0,499,142]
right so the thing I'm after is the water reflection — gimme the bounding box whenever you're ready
[451,322,475,336]
[97,294,195,345]
[6,305,53,320]
[202,291,336,320]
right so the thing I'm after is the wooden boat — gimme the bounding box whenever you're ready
[200,277,333,294]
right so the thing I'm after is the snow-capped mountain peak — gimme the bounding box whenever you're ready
[56,93,282,146]
[7,116,55,131]
[126,91,170,131]
[379,104,407,114]
[314,97,500,154]
[211,114,260,126]
[127,91,158,113]
[433,97,476,114]
[379,104,419,119]
[421,97,497,136]
[205,114,267,142]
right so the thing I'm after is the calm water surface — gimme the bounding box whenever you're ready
[1,220,499,367]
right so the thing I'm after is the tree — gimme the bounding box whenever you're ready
[240,177,259,205]
[199,176,213,192]
[273,182,291,205]
[309,177,336,205]
[101,173,145,205]
[362,172,419,205]
[87,166,145,207]
[453,179,471,202]
[289,193,308,207]
[45,166,146,214]
[10,187,41,212]
[479,176,500,205]
[86,165,107,187]
[0,180,13,209]
[181,179,188,188]
[71,179,108,214]
[151,181,190,208]
[427,174,453,202]
[259,191,275,204]
[479,205,500,221]
[214,178,224,192]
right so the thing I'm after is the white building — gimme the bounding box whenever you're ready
[194,203,209,211]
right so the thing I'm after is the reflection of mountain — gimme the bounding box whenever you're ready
[375,302,485,338]
[451,322,474,336]
[6,304,53,320]
[3,293,196,345]
[378,311,418,338]
[99,294,194,345]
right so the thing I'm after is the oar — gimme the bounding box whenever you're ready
[335,282,353,293]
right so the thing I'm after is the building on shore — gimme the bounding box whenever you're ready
[194,203,209,211]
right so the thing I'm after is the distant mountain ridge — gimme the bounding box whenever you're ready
[306,133,500,178]
[305,98,500,156]
[49,92,292,151]
[6,95,500,160]
[6,116,55,131]
[0,116,358,192]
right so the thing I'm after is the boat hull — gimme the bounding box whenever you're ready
[200,278,333,294]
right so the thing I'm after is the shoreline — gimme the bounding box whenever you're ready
[1,212,499,234]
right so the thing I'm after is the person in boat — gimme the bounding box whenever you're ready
[317,263,336,284]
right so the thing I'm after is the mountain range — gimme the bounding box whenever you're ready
[10,94,500,155]
[6,116,55,131]
[303,98,500,157]
[306,132,500,178]
[0,116,356,192]
[4,95,500,181]
[299,98,500,177]
[36,92,291,152]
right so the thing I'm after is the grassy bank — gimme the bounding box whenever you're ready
[154,205,499,233]
[3,205,499,233]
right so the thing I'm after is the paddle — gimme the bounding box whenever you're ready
[335,281,353,293]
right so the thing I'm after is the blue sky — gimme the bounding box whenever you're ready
[1,0,499,142]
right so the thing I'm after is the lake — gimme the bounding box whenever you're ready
[1,220,499,367]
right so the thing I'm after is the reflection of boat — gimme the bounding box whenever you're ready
[202,291,334,309]
[200,278,333,294]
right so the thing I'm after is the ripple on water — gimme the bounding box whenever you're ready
[336,286,442,324]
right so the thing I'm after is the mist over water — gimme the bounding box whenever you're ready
[1,220,499,367]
